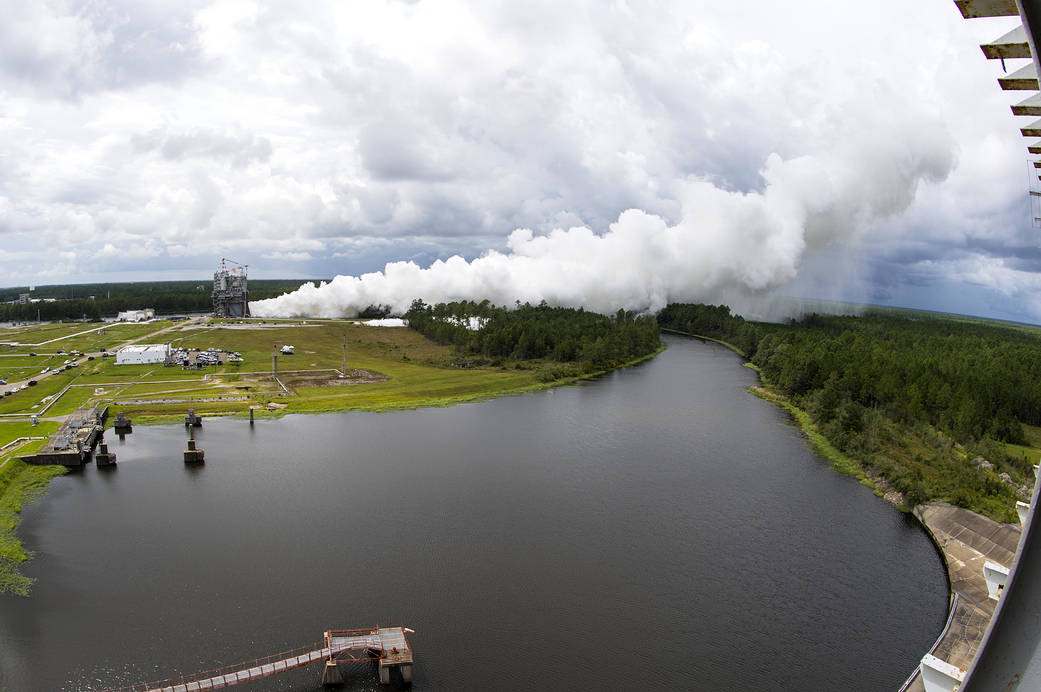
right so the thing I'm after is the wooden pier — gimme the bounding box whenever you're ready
[102,626,414,691]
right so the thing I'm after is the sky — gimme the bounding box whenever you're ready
[1,1,1040,322]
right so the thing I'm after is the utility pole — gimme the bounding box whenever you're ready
[272,344,278,379]
[342,333,347,378]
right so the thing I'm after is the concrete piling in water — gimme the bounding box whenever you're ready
[249,407,255,425]
[184,438,205,464]
[95,442,116,467]
[320,660,344,687]
[114,411,132,435]
[378,660,412,687]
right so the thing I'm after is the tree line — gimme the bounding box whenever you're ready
[657,303,761,356]
[405,299,661,369]
[659,303,1038,521]
[752,313,1041,445]
[0,279,322,322]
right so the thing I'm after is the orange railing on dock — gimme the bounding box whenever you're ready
[100,626,411,692]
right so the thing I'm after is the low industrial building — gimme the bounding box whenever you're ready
[117,309,155,322]
[115,344,170,365]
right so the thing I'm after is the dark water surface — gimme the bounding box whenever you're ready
[2,336,947,690]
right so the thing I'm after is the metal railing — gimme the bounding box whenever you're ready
[100,633,395,692]
[896,592,962,692]
[100,639,332,692]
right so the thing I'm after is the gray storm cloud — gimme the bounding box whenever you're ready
[251,117,955,318]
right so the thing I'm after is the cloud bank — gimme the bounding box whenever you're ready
[253,112,954,316]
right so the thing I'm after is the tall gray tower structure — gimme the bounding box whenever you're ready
[212,258,251,318]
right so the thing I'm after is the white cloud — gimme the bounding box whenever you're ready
[262,251,314,262]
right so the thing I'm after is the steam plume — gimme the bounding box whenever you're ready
[251,119,953,318]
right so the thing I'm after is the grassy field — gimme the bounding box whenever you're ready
[0,318,626,424]
[0,421,63,596]
[0,460,66,595]
[0,320,177,352]
[1007,423,1041,466]
[0,420,61,448]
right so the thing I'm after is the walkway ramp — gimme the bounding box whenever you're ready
[105,626,413,692]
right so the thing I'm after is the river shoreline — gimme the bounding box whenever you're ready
[668,328,1032,688]
[124,343,666,425]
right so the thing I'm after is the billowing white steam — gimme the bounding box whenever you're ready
[252,123,953,318]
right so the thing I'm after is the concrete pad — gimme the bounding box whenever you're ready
[903,503,1023,687]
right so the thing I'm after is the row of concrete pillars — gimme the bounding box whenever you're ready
[320,659,412,688]
[181,406,259,463]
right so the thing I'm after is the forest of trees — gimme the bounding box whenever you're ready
[0,279,320,322]
[659,304,1038,521]
[753,314,1041,445]
[405,299,661,369]
[657,303,762,356]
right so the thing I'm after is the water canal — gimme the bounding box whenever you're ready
[1,335,947,690]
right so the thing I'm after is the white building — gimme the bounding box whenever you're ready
[117,309,155,322]
[115,344,170,365]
